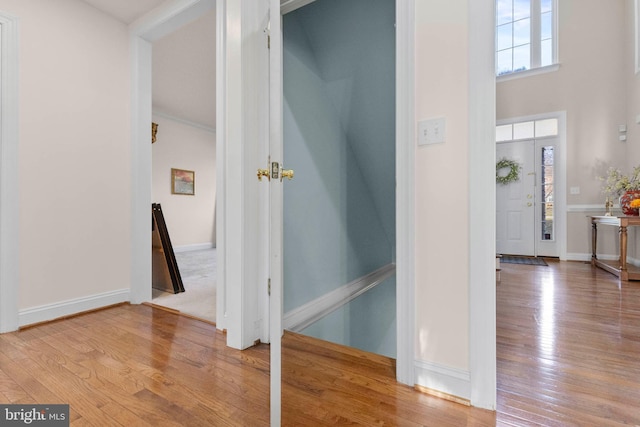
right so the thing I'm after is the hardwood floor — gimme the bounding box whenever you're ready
[0,260,638,425]
[496,259,640,426]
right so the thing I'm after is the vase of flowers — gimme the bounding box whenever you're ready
[620,191,640,216]
[600,166,640,215]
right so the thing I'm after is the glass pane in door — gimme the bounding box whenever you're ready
[541,146,554,240]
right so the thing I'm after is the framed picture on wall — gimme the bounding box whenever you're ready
[171,168,195,195]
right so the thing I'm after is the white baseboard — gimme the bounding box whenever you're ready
[566,253,595,262]
[566,253,640,267]
[173,243,215,253]
[19,289,130,327]
[414,359,470,401]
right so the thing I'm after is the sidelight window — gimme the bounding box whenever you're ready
[541,146,554,241]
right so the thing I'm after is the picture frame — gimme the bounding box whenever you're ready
[171,168,195,195]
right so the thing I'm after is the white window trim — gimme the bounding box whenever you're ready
[497,63,560,83]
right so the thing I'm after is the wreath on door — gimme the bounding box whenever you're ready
[496,158,520,185]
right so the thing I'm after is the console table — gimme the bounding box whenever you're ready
[591,216,640,281]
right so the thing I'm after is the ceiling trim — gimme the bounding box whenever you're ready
[152,109,216,133]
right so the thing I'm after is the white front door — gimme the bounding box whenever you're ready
[496,140,536,256]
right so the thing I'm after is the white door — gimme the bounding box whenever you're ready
[268,0,284,424]
[496,140,536,256]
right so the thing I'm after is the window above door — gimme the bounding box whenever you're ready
[496,0,558,80]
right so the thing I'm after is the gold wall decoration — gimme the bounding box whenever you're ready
[152,122,158,143]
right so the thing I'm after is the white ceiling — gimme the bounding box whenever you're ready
[79,0,216,129]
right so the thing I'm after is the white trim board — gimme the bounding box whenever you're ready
[565,253,594,262]
[394,0,416,388]
[468,0,497,410]
[0,13,20,333]
[284,264,396,332]
[19,289,130,328]
[414,359,471,402]
[567,253,620,262]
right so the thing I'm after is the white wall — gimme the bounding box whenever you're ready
[0,0,132,315]
[151,115,216,249]
[415,0,470,372]
[497,0,629,258]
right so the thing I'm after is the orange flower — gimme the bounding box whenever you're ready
[630,199,640,209]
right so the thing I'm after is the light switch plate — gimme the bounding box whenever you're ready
[418,117,446,146]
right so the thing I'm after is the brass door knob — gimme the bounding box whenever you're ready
[257,168,270,181]
[281,169,294,181]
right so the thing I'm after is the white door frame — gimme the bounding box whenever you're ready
[130,0,218,306]
[276,0,416,386]
[130,0,265,350]
[469,0,497,409]
[0,13,20,334]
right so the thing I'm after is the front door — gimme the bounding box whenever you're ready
[496,140,536,256]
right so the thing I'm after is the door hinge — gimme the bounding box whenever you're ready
[268,278,271,296]
[265,22,271,49]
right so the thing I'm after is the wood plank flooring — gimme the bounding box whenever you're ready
[497,259,640,426]
[0,260,638,425]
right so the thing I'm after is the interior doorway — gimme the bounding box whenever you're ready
[281,0,397,358]
[148,7,218,323]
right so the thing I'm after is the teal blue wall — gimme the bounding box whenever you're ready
[283,0,396,358]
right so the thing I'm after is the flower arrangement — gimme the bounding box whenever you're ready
[599,166,640,197]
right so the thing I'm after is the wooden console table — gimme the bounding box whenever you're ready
[591,216,640,281]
